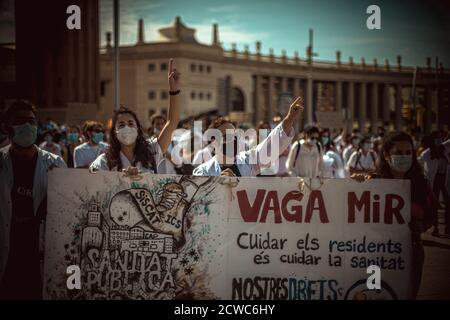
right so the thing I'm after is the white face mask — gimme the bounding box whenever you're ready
[116,126,138,146]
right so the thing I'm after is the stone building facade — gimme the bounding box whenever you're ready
[99,17,449,133]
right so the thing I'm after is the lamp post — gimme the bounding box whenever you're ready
[113,0,120,111]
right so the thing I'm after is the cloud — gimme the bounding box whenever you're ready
[100,0,167,45]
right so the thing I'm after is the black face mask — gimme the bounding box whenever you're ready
[222,137,238,158]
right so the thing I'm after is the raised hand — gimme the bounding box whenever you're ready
[282,96,304,133]
[287,96,304,121]
[168,58,181,91]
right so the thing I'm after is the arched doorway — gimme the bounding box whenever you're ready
[231,87,245,112]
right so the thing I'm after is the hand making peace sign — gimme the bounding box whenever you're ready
[288,96,304,120]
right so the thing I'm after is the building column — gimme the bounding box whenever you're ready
[293,78,301,132]
[359,82,367,132]
[254,75,263,124]
[306,74,313,124]
[425,86,433,134]
[383,83,390,124]
[267,76,275,122]
[281,77,288,93]
[395,84,402,130]
[371,82,379,133]
[347,81,355,131]
[336,80,343,113]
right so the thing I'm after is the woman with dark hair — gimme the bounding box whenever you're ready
[90,107,160,174]
[353,132,438,299]
[320,128,345,178]
[90,59,181,174]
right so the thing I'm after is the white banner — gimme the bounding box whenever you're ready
[44,169,412,300]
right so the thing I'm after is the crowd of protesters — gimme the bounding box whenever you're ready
[0,58,449,300]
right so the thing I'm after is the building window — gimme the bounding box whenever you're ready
[199,64,204,72]
[191,64,196,72]
[206,65,211,73]
[207,92,211,100]
[160,63,167,71]
[148,91,155,100]
[148,63,155,72]
[100,81,106,97]
[161,91,168,100]
[191,91,196,99]
[199,92,204,100]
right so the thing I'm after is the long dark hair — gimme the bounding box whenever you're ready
[320,128,333,152]
[106,106,157,171]
[377,132,428,207]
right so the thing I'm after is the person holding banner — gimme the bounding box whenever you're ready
[0,100,67,299]
[89,59,181,175]
[192,96,302,177]
[347,135,378,175]
[352,132,438,299]
[286,124,324,178]
[342,133,360,168]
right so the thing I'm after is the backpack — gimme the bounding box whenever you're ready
[294,140,322,164]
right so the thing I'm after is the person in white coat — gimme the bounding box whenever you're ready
[193,96,303,177]
[0,100,67,299]
[90,59,181,176]
[418,132,450,236]
[320,128,345,178]
[286,124,324,178]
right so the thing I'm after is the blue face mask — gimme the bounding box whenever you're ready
[321,137,330,145]
[12,123,37,147]
[92,132,104,144]
[308,138,317,145]
[362,143,372,152]
[389,155,412,173]
[67,132,79,143]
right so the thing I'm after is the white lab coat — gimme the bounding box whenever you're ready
[418,139,450,194]
[89,138,164,173]
[0,145,67,283]
[193,123,294,176]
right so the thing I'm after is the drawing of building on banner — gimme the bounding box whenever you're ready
[82,203,108,253]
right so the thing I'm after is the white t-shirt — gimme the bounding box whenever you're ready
[286,141,323,178]
[347,150,377,172]
[343,145,357,165]
[39,142,62,157]
[74,142,109,168]
[89,138,164,173]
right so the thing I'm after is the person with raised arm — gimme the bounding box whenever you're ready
[192,96,303,177]
[90,59,181,175]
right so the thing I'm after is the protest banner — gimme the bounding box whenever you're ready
[44,169,412,300]
[316,111,345,129]
[65,103,98,125]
